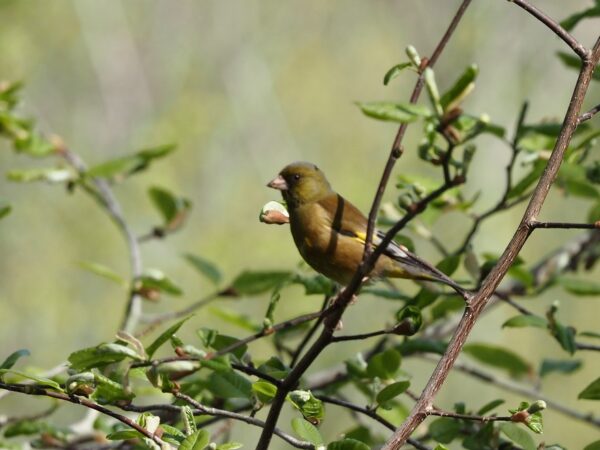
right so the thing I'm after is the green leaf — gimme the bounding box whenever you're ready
[558,276,600,296]
[578,377,600,400]
[434,446,450,450]
[257,356,290,379]
[397,338,447,356]
[288,390,325,424]
[106,428,143,441]
[205,333,248,360]
[499,423,536,450]
[366,348,401,380]
[87,144,175,179]
[160,424,187,445]
[293,273,335,296]
[146,316,191,358]
[7,168,72,183]
[440,64,478,111]
[148,186,191,229]
[91,372,135,404]
[383,62,413,85]
[560,6,600,31]
[477,399,504,415]
[429,418,461,444]
[136,269,183,297]
[589,202,600,223]
[356,101,431,123]
[216,443,243,450]
[78,261,127,287]
[252,381,278,403]
[68,343,143,371]
[0,203,11,220]
[230,270,292,296]
[584,440,600,450]
[394,306,422,336]
[327,438,370,450]
[436,254,461,276]
[502,315,547,329]
[423,68,443,116]
[463,343,530,376]
[182,405,197,435]
[184,254,222,285]
[291,417,324,446]
[208,371,252,399]
[0,349,30,370]
[0,369,62,391]
[179,429,210,450]
[539,359,582,377]
[376,381,410,407]
[209,307,260,332]
[507,160,545,199]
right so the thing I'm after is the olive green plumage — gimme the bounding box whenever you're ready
[267,161,465,294]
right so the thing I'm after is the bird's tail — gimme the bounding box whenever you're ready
[387,249,470,301]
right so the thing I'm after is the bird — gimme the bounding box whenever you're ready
[267,161,467,298]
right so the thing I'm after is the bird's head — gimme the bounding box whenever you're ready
[267,161,332,208]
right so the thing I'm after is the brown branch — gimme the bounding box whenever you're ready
[530,220,600,230]
[428,408,511,423]
[578,103,600,124]
[331,329,389,342]
[382,33,600,450]
[508,0,589,59]
[0,382,166,446]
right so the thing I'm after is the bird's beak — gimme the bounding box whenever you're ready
[267,175,288,191]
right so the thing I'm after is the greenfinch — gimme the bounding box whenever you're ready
[267,161,466,296]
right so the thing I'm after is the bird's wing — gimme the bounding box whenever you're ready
[316,193,465,295]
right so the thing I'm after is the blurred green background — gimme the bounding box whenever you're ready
[0,1,599,448]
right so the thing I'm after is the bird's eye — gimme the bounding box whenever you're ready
[293,174,301,181]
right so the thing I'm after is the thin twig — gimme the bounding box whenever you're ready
[530,220,600,230]
[331,329,390,342]
[578,103,600,124]
[0,382,166,446]
[428,408,511,422]
[508,0,589,59]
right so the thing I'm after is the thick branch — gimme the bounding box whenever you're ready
[383,37,600,448]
